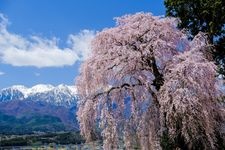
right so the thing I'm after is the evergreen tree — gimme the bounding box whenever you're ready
[165,0,225,77]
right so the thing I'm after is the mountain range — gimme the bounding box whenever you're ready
[0,84,79,134]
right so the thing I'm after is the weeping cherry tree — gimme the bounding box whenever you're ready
[76,13,224,150]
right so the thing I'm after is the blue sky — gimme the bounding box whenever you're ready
[0,0,165,89]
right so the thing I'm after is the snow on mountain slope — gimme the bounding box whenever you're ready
[27,84,55,96]
[0,87,24,102]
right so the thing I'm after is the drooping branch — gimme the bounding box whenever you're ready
[92,82,143,100]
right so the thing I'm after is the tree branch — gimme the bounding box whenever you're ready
[92,83,143,100]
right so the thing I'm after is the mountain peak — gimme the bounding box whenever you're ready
[11,85,28,92]
[29,84,54,94]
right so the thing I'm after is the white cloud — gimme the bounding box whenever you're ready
[68,30,95,60]
[0,71,5,76]
[0,14,95,68]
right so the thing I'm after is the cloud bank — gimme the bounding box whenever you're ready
[0,14,95,68]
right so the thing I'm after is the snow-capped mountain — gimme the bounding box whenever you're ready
[0,84,79,133]
[0,84,78,107]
